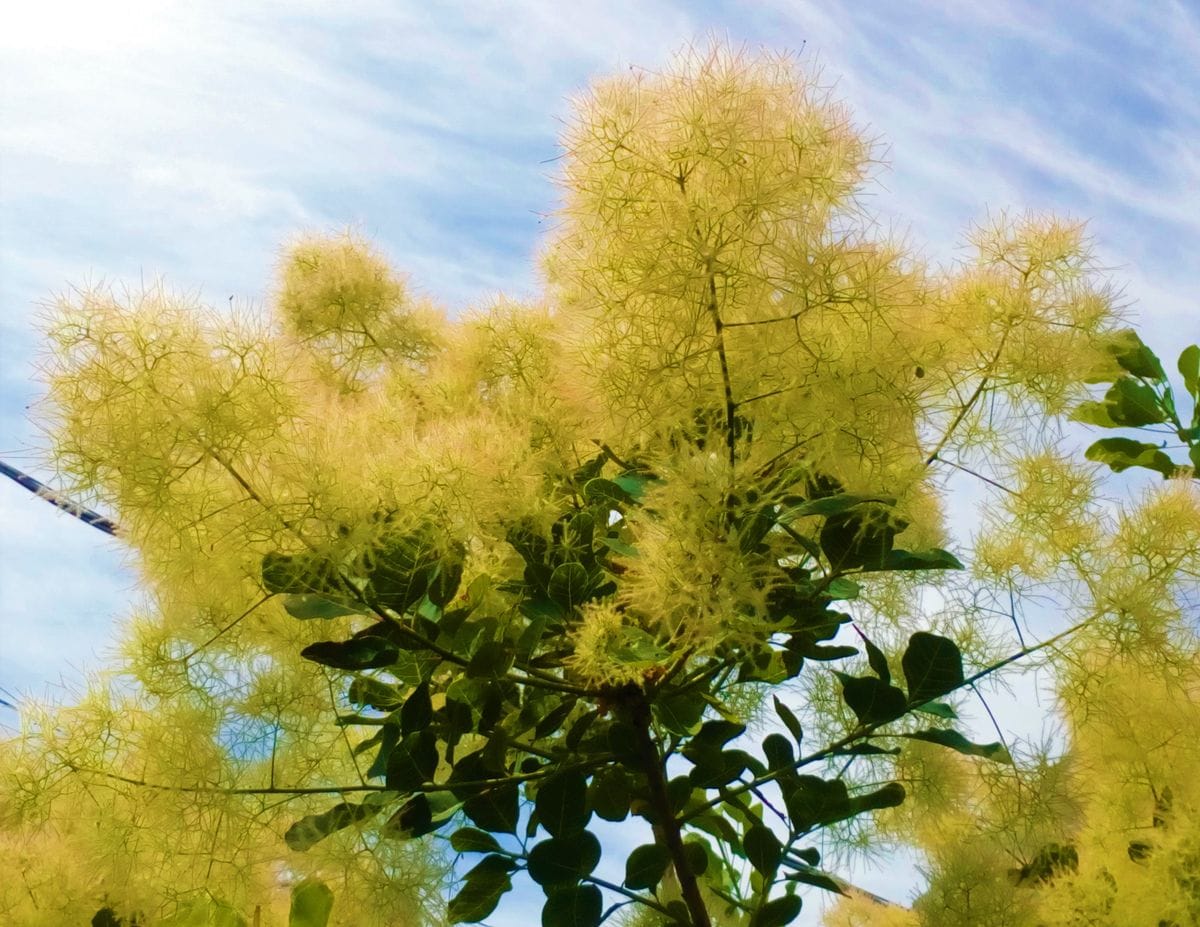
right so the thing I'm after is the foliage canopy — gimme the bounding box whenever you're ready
[7,42,1198,927]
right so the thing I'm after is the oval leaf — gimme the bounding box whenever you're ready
[744,824,783,875]
[542,885,602,927]
[548,562,590,610]
[536,770,591,837]
[835,673,907,726]
[1085,437,1177,478]
[527,830,601,887]
[1179,344,1200,397]
[902,632,964,705]
[451,827,503,854]
[300,637,398,670]
[624,842,670,891]
[462,782,520,834]
[751,894,803,927]
[385,730,438,791]
[448,856,515,924]
[400,682,433,734]
[284,801,378,852]
[289,879,334,927]
[1104,378,1165,426]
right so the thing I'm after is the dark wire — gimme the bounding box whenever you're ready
[0,459,119,536]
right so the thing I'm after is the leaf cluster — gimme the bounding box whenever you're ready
[1075,329,1200,477]
[266,460,1005,927]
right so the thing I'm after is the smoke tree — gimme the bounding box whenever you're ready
[1,45,1142,927]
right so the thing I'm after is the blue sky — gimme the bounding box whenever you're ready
[2,0,1199,917]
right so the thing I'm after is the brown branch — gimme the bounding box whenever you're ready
[629,694,712,927]
[705,265,739,472]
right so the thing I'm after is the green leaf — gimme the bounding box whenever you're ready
[902,632,964,705]
[762,733,795,771]
[835,674,907,726]
[689,810,740,846]
[365,721,399,779]
[861,636,890,684]
[613,472,652,501]
[783,494,896,518]
[829,742,900,757]
[682,839,710,876]
[744,823,783,875]
[1192,444,1200,472]
[400,682,433,734]
[687,748,751,789]
[289,879,334,927]
[1106,328,1167,381]
[428,548,466,607]
[850,782,906,814]
[588,767,634,822]
[300,637,398,671]
[548,562,591,610]
[779,776,852,831]
[654,690,707,735]
[825,577,860,600]
[1085,437,1177,478]
[1104,378,1166,426]
[583,478,633,508]
[463,783,520,834]
[369,531,441,613]
[1071,400,1119,427]
[1179,345,1200,397]
[382,795,438,839]
[467,639,516,678]
[788,847,821,867]
[690,719,745,750]
[624,843,670,890]
[541,885,602,927]
[783,866,847,895]
[598,536,638,558]
[773,697,803,745]
[801,643,858,661]
[450,827,503,854]
[902,729,1013,763]
[448,855,515,924]
[880,548,964,571]
[282,593,362,620]
[739,506,776,554]
[284,800,379,851]
[751,894,803,927]
[535,698,579,739]
[610,626,669,664]
[385,730,438,791]
[262,551,337,595]
[527,830,601,887]
[913,701,958,720]
[820,512,896,571]
[536,770,591,837]
[348,676,404,710]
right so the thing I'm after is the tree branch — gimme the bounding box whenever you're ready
[629,693,712,927]
[682,612,1097,821]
